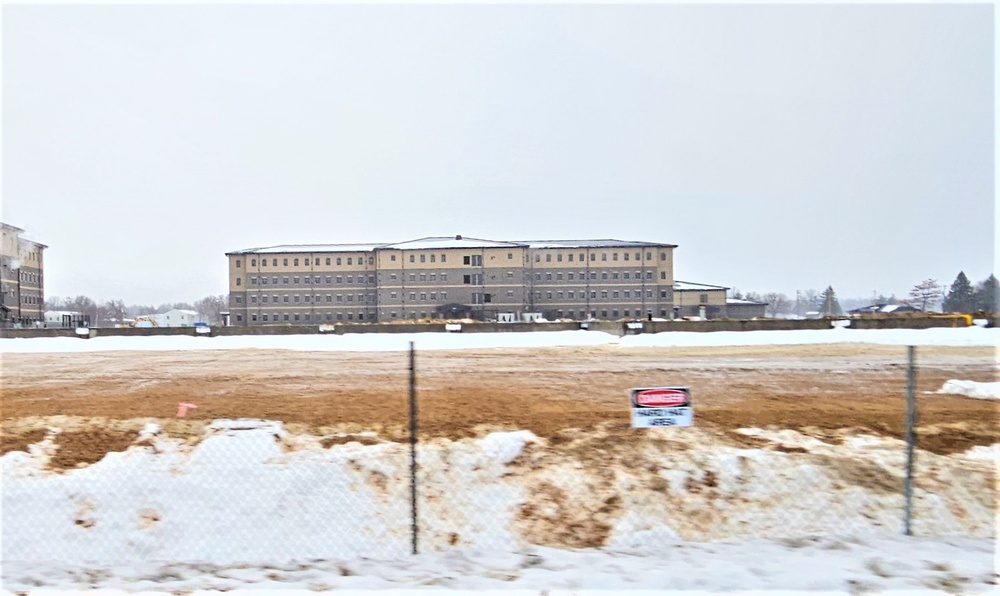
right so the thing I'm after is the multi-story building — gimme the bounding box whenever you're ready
[1,223,47,327]
[226,236,677,325]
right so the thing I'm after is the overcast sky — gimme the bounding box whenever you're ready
[3,3,994,305]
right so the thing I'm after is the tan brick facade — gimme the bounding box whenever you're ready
[226,237,678,325]
[1,223,46,327]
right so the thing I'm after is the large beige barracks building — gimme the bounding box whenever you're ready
[1,222,46,327]
[226,236,678,325]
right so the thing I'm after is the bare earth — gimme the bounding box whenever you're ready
[1,344,997,469]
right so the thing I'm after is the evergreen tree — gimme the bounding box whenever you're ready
[942,272,975,313]
[973,274,999,313]
[818,286,843,316]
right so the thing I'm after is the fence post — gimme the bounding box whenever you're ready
[903,345,917,536]
[409,341,419,554]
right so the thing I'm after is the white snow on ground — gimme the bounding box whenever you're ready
[936,379,1000,400]
[1,325,997,353]
[3,535,995,593]
[2,423,997,593]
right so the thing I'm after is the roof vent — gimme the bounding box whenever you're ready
[455,235,462,240]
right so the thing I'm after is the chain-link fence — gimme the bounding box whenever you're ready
[2,343,994,568]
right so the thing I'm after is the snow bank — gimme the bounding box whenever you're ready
[1,326,997,354]
[2,422,996,592]
[2,535,995,593]
[936,379,1000,400]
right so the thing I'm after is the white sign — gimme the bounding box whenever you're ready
[630,387,693,428]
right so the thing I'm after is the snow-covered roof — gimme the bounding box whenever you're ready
[229,243,386,255]
[519,239,677,249]
[382,236,523,250]
[167,309,199,316]
[674,281,730,291]
[727,298,766,305]
[230,237,678,254]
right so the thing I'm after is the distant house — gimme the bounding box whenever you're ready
[848,304,922,316]
[44,310,90,328]
[134,309,200,327]
[726,298,768,319]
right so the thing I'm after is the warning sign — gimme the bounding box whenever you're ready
[630,387,693,428]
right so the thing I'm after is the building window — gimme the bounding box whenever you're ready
[304,258,310,266]
[409,273,416,281]
[294,314,300,321]
[347,276,354,283]
[534,255,540,262]
[283,259,288,266]
[236,315,243,322]
[590,291,597,298]
[646,252,652,260]
[348,257,353,265]
[326,258,331,265]
[336,276,343,283]
[236,259,241,267]
[337,258,342,265]
[293,295,300,303]
[660,290,668,298]
[391,292,398,298]
[304,277,311,285]
[325,276,332,283]
[624,290,630,298]
[430,254,436,263]
[441,291,447,300]
[568,291,574,298]
[369,257,374,265]
[429,292,436,300]
[236,278,242,286]
[410,254,415,263]
[327,295,332,302]
[546,273,552,280]
[661,272,667,280]
[508,252,513,260]
[347,295,354,302]
[420,293,427,300]
[420,254,426,263]
[602,273,608,280]
[251,259,257,267]
[304,295,311,303]
[338,314,344,321]
[390,255,396,262]
[294,258,299,266]
[251,295,258,303]
[272,259,277,266]
[601,253,607,261]
[601,290,608,299]
[635,252,641,261]
[590,272,597,280]
[700,294,708,303]
[441,273,447,281]
[623,272,630,280]
[647,290,653,298]
[613,291,619,298]
[337,295,343,302]
[601,310,608,318]
[389,274,397,281]
[419,273,426,281]
[646,272,653,280]
[293,277,299,284]
[251,276,258,285]
[568,273,575,281]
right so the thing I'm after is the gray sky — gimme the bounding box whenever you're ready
[3,3,995,305]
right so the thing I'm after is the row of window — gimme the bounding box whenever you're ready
[239,293,375,304]
[21,294,41,304]
[390,272,448,282]
[241,256,374,268]
[535,251,666,263]
[240,312,368,323]
[242,274,376,287]
[17,271,41,283]
[533,271,664,282]
[533,289,661,300]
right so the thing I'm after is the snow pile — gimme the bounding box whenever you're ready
[2,422,997,592]
[936,379,1000,400]
[3,535,995,593]
[2,326,998,354]
[3,423,994,566]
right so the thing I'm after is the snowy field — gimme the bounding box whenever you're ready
[2,327,997,594]
[1,325,998,354]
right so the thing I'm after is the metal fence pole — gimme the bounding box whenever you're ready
[409,341,419,554]
[903,345,917,536]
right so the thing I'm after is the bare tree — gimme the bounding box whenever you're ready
[194,294,228,325]
[907,279,943,312]
[104,299,127,326]
[762,292,789,317]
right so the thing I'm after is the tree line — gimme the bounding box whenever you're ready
[734,272,997,318]
[44,295,229,326]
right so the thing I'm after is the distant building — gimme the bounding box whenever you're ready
[226,236,678,325]
[1,223,46,327]
[134,309,200,327]
[44,310,91,328]
[848,303,922,316]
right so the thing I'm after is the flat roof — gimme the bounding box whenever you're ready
[229,236,678,254]
[674,280,730,291]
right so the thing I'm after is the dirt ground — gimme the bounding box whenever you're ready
[1,344,997,468]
